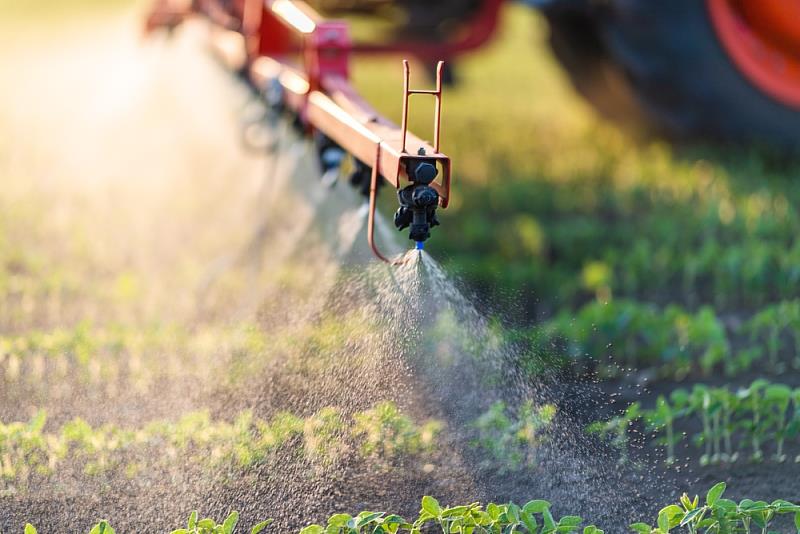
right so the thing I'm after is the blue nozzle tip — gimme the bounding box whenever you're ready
[415,241,424,250]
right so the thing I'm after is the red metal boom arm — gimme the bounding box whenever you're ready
[146,0,453,262]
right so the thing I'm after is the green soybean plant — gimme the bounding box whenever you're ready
[0,410,55,487]
[302,407,347,466]
[414,495,598,534]
[792,388,800,463]
[299,511,411,534]
[588,402,640,466]
[302,496,603,534]
[630,482,800,534]
[689,386,737,466]
[685,308,729,376]
[763,384,793,462]
[716,387,739,463]
[745,301,800,373]
[26,521,116,534]
[171,511,272,534]
[471,400,556,472]
[0,402,442,488]
[89,522,116,534]
[737,379,770,462]
[588,380,800,466]
[352,401,441,460]
[25,512,272,534]
[643,390,690,466]
[535,300,753,381]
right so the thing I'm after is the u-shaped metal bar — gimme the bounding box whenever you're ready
[400,60,444,154]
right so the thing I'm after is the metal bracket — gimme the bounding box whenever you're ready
[367,60,449,264]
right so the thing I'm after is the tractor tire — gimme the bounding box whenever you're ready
[542,1,800,151]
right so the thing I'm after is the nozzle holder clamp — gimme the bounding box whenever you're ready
[366,60,451,264]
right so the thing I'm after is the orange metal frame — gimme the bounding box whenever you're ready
[146,0,453,264]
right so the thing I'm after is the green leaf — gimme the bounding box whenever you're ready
[657,505,682,533]
[542,509,557,532]
[298,526,323,534]
[421,496,442,518]
[250,519,273,534]
[520,511,538,532]
[679,507,704,527]
[381,514,409,530]
[24,525,38,534]
[89,521,115,534]
[523,500,551,515]
[355,512,382,527]
[794,510,800,531]
[189,511,198,530]
[657,512,669,533]
[559,516,583,527]
[715,499,736,511]
[765,385,791,402]
[326,514,352,527]
[442,506,469,518]
[770,500,800,513]
[741,501,770,513]
[706,482,726,507]
[628,523,652,534]
[222,512,239,534]
[197,518,216,529]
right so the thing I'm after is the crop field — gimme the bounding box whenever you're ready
[4,0,800,533]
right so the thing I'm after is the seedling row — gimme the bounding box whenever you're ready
[0,395,567,492]
[589,380,800,466]
[445,160,800,313]
[20,483,800,533]
[0,401,440,491]
[525,299,800,380]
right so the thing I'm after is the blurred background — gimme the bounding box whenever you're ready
[4,0,800,364]
[7,0,800,324]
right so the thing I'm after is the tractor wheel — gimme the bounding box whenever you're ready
[542,0,800,151]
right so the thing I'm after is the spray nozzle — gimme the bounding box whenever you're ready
[394,182,440,243]
[315,134,345,187]
[393,151,441,244]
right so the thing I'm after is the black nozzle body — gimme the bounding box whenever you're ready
[393,152,441,243]
[394,182,440,243]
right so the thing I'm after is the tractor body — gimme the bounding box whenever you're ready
[305,0,800,149]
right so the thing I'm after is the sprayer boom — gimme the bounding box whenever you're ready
[145,0,453,263]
